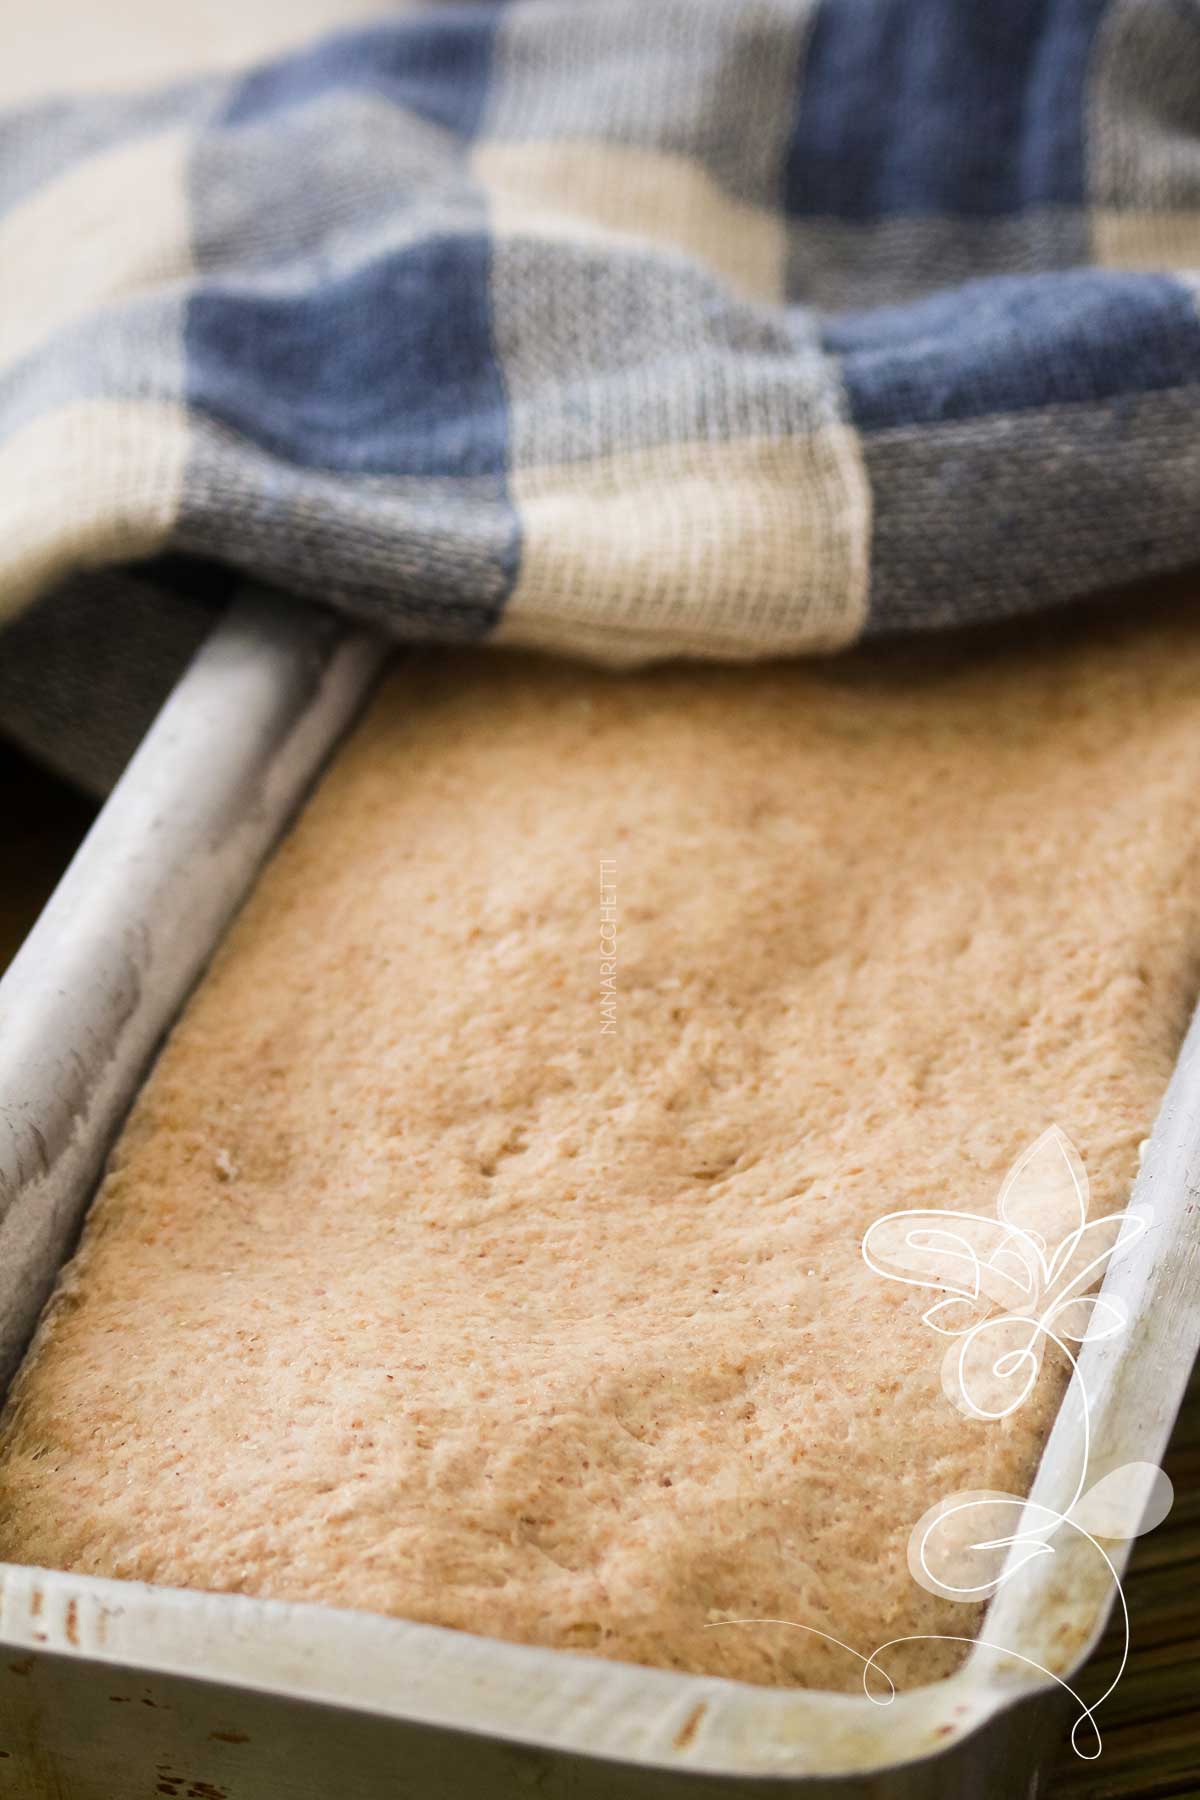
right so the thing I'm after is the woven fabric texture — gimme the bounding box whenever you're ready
[4,0,1200,783]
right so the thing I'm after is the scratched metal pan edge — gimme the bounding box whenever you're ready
[0,593,1195,1798]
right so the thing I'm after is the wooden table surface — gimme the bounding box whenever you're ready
[1,734,1196,1799]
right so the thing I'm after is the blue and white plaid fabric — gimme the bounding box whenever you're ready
[3,0,1200,785]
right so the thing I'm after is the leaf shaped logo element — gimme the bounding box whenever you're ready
[995,1125,1089,1285]
[907,1489,1059,1602]
[1071,1464,1175,1541]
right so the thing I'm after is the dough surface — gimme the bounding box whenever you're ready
[2,607,1198,1690]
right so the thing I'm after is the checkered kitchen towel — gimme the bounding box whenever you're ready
[3,0,1200,789]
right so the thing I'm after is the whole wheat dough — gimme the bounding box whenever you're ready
[1,607,1198,1691]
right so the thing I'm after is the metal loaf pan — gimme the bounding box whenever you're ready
[0,593,1196,1799]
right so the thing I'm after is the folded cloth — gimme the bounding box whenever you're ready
[3,0,1200,790]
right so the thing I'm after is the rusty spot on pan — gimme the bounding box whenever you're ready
[673,1701,707,1750]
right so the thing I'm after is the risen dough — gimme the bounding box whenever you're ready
[2,607,1197,1690]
